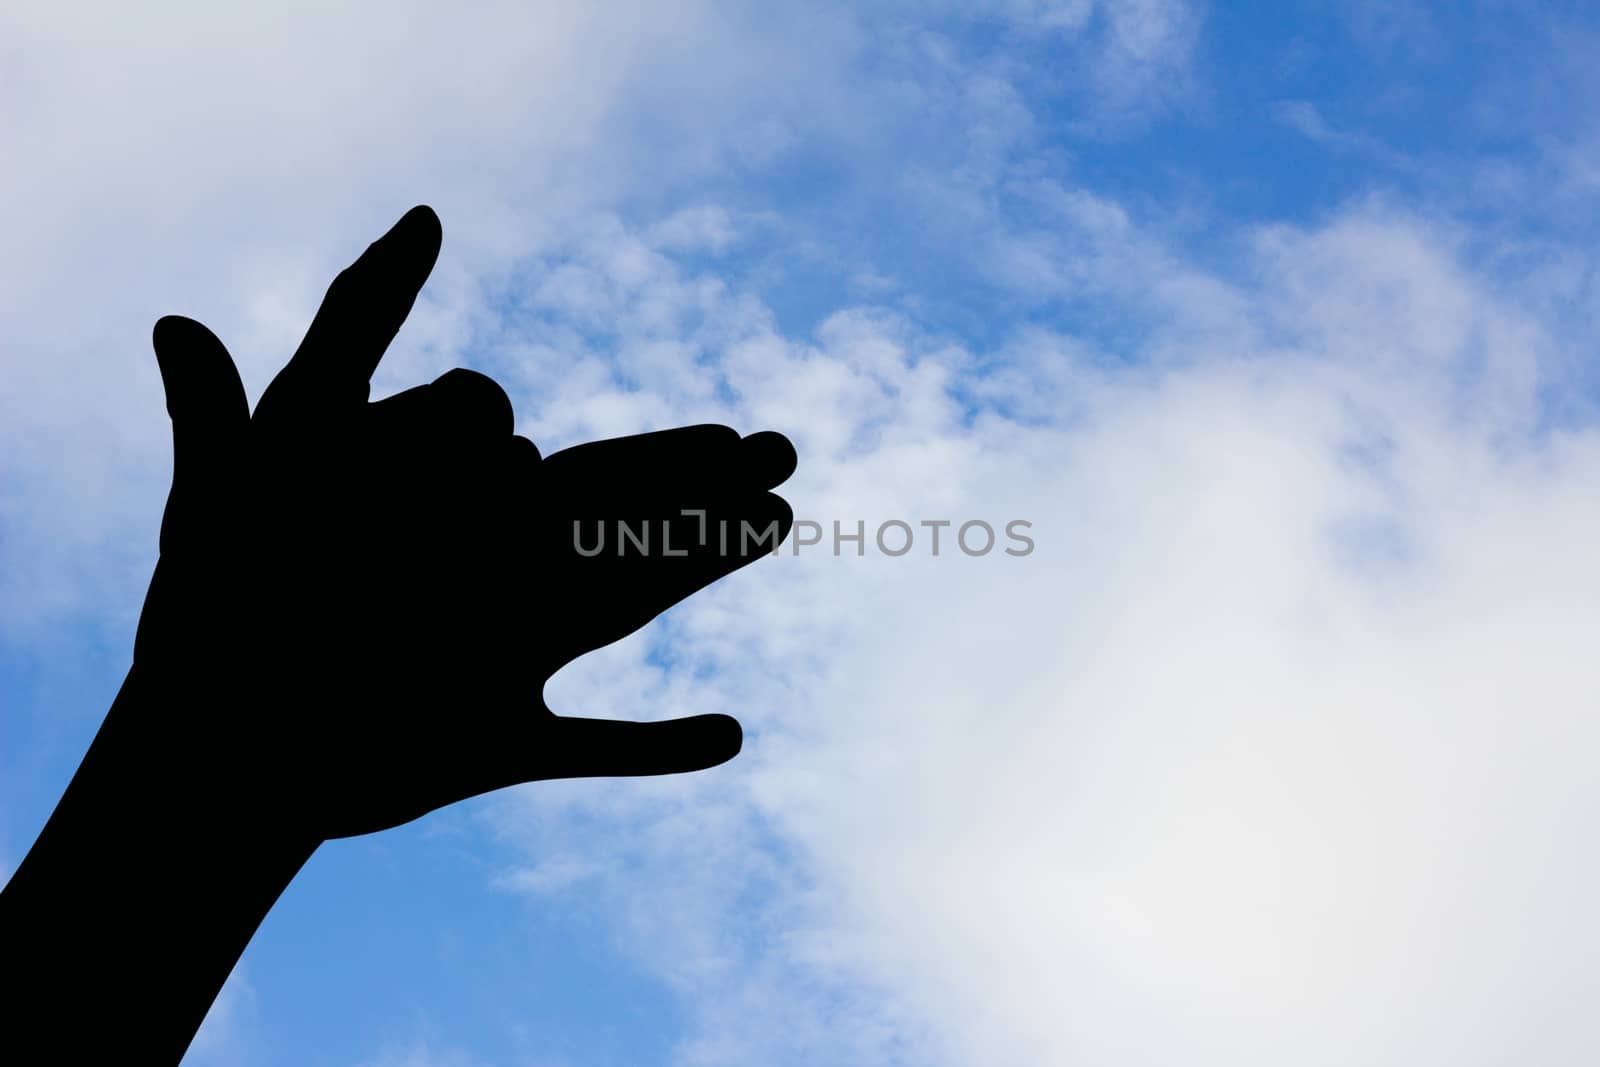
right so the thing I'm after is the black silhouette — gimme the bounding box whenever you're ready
[0,205,796,1063]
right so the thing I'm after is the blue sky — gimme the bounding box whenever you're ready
[7,3,1600,1065]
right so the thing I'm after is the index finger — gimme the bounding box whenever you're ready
[258,205,443,418]
[542,424,797,493]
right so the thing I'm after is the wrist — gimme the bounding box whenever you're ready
[0,662,319,1062]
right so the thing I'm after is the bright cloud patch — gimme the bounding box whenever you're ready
[492,198,1600,1066]
[4,3,1600,1067]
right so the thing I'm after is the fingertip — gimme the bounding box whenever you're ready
[510,433,543,464]
[741,430,798,487]
[151,316,229,392]
[366,205,442,268]
[431,367,515,436]
[152,314,201,354]
[542,713,746,780]
[638,713,744,772]
[704,712,744,764]
[396,204,442,250]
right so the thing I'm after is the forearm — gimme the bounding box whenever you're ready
[0,662,318,1064]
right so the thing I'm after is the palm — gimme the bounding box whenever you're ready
[137,206,795,841]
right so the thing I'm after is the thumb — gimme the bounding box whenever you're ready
[520,713,745,782]
[151,316,249,544]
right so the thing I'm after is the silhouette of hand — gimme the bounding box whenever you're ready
[134,205,795,841]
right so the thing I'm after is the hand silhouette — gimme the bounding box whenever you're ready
[3,204,797,1064]
[134,204,797,841]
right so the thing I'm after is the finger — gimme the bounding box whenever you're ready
[528,713,743,780]
[740,431,797,489]
[366,368,514,437]
[533,490,792,671]
[258,205,442,418]
[569,489,795,570]
[509,433,542,466]
[427,368,515,437]
[151,316,249,548]
[540,425,797,504]
[658,490,795,572]
[655,489,795,601]
[542,424,740,488]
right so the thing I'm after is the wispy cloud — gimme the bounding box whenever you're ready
[11,4,1600,1067]
[477,185,1600,1064]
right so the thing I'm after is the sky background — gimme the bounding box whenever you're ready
[6,2,1600,1064]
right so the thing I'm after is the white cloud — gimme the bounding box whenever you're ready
[646,206,742,256]
[489,196,1600,1066]
[6,0,1200,642]
[13,4,1600,1067]
[1274,99,1346,144]
[0,0,873,642]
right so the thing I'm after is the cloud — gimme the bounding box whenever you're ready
[1273,100,1350,145]
[0,0,919,631]
[4,0,1187,643]
[11,4,1600,1067]
[486,192,1600,1066]
[918,0,1205,127]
